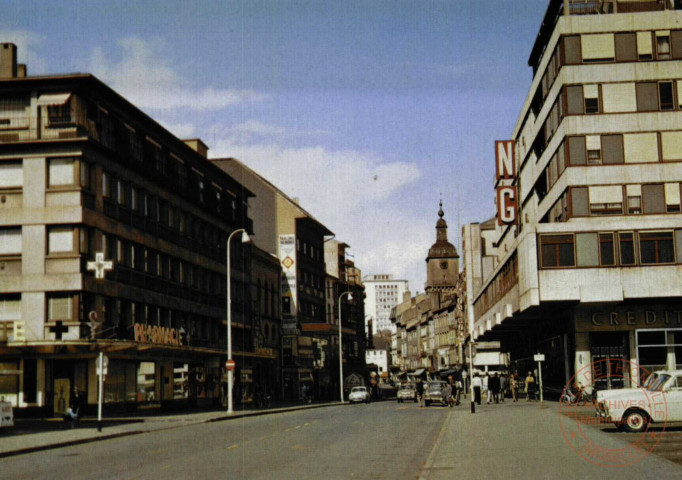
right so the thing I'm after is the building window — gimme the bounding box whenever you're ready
[102,171,111,199]
[641,184,666,214]
[47,294,77,321]
[615,32,637,62]
[636,32,653,60]
[48,227,76,254]
[619,232,636,265]
[47,101,72,126]
[0,228,21,255]
[0,161,23,188]
[659,82,674,111]
[656,32,671,60]
[539,234,574,268]
[584,85,599,114]
[576,233,599,267]
[48,158,77,187]
[639,231,675,265]
[599,233,615,266]
[636,82,660,111]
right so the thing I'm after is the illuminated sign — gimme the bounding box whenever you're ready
[495,140,518,226]
[495,140,515,180]
[133,323,183,346]
[496,186,518,225]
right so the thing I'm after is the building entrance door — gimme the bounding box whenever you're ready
[590,332,629,390]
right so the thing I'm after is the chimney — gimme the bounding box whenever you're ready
[17,64,27,78]
[183,138,209,158]
[1,43,18,79]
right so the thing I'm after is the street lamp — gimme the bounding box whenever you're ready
[338,291,353,403]
[226,228,251,414]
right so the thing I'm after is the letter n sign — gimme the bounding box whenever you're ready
[497,186,518,225]
[495,140,515,180]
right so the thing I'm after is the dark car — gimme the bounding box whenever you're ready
[424,381,449,406]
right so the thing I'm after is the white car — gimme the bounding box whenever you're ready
[348,386,371,404]
[595,370,682,432]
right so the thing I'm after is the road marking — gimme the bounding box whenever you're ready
[418,409,453,480]
[397,406,409,411]
[292,444,309,450]
[285,428,292,432]
[227,444,239,450]
[304,422,310,426]
[294,425,301,429]
[150,449,166,455]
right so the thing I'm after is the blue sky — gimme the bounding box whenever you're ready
[3,0,548,292]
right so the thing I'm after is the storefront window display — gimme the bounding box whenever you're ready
[0,361,19,405]
[637,329,682,379]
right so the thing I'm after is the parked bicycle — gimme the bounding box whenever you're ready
[560,384,593,406]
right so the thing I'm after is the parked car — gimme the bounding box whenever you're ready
[348,386,371,404]
[424,381,449,406]
[595,369,682,432]
[397,384,417,403]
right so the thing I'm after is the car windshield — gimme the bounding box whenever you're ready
[428,382,445,390]
[351,387,366,392]
[400,385,414,391]
[647,373,671,392]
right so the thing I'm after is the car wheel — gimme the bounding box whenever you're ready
[623,410,649,433]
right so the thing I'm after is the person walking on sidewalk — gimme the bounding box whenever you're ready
[525,371,536,401]
[489,373,501,404]
[472,374,482,405]
[483,373,491,404]
[499,373,507,402]
[65,387,82,427]
[510,373,519,402]
[416,377,425,408]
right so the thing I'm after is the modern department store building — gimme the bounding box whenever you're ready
[467,0,682,392]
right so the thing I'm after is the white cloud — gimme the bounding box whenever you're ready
[211,127,430,290]
[0,29,48,74]
[87,37,266,111]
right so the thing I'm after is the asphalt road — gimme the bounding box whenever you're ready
[1,401,451,480]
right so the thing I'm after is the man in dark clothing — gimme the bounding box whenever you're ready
[66,387,82,427]
[452,367,463,403]
[489,373,501,404]
[415,378,425,408]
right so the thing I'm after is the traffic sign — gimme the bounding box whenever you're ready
[225,360,236,371]
[97,354,109,376]
[534,353,545,362]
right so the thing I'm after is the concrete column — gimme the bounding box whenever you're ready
[574,332,592,389]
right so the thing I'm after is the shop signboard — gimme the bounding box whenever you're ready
[279,234,298,320]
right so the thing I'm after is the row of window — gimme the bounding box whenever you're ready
[539,229,682,269]
[473,253,518,321]
[544,181,682,224]
[533,30,682,118]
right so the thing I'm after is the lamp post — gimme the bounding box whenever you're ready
[338,291,353,403]
[226,228,251,414]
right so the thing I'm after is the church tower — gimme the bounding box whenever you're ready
[425,201,459,293]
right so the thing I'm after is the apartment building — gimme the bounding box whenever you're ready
[466,0,682,391]
[0,44,260,414]
[363,274,409,336]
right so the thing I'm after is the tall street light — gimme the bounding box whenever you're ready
[338,290,353,403]
[227,228,251,414]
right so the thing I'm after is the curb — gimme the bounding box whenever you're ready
[0,430,145,459]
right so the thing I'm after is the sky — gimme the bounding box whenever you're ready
[3,0,548,293]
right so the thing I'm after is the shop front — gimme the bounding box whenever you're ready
[574,304,682,390]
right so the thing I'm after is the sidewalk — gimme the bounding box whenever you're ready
[420,400,682,480]
[0,400,341,458]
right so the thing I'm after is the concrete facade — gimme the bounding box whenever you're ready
[466,0,682,392]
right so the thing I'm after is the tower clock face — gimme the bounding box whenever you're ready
[440,262,448,270]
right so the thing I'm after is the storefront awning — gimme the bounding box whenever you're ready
[37,93,72,106]
[408,368,425,377]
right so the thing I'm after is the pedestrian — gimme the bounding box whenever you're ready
[500,373,502,402]
[483,373,491,404]
[461,368,468,399]
[452,367,463,404]
[415,377,425,408]
[510,372,519,402]
[472,374,482,405]
[525,371,536,401]
[65,387,82,427]
[490,373,501,404]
